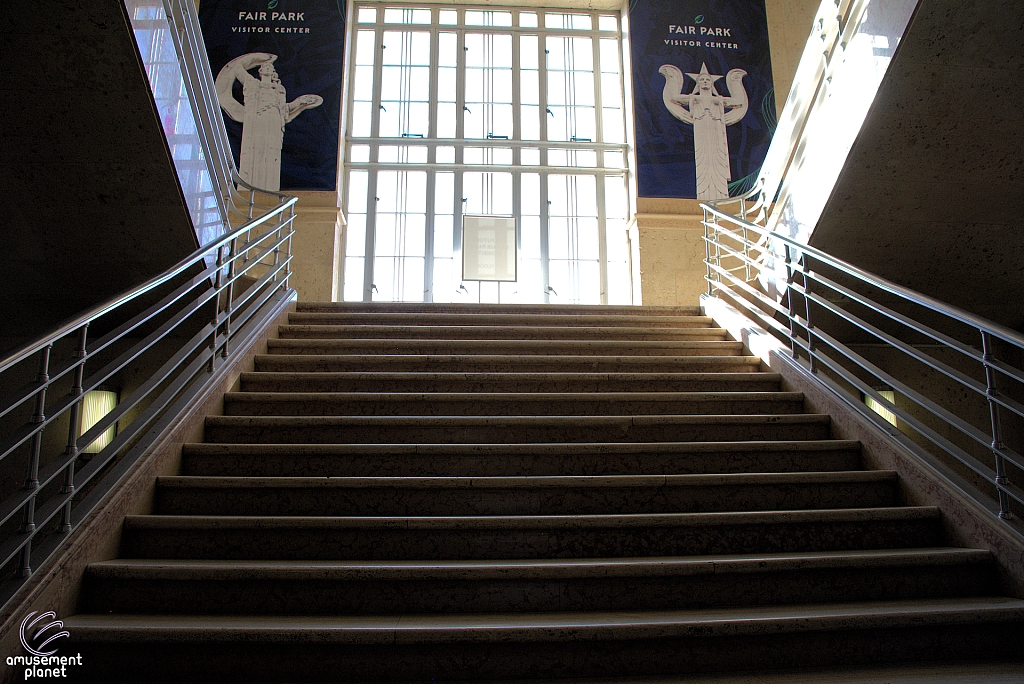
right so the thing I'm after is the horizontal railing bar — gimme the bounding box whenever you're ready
[0,531,32,576]
[702,204,1024,350]
[989,390,1024,424]
[811,327,1024,474]
[706,262,792,322]
[0,380,45,422]
[806,270,984,362]
[70,342,218,497]
[0,197,296,374]
[989,356,1024,389]
[702,234,772,275]
[796,287,990,399]
[807,346,1004,486]
[0,421,43,469]
[706,278,803,343]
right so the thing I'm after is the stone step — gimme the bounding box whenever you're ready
[278,324,727,341]
[202,414,833,445]
[180,441,864,477]
[221,391,807,417]
[295,302,703,316]
[239,371,784,394]
[63,598,1024,681]
[154,471,898,516]
[265,339,743,357]
[289,312,715,329]
[81,548,995,616]
[255,354,760,373]
[121,507,942,561]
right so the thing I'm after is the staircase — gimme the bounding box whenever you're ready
[65,303,1024,681]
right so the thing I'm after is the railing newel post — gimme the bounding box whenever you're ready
[981,332,1013,520]
[784,245,799,360]
[60,326,89,533]
[801,254,817,373]
[19,344,52,578]
[222,239,236,359]
[703,207,713,296]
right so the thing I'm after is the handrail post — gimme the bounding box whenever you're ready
[981,332,1012,520]
[222,239,236,359]
[19,344,52,577]
[284,204,296,289]
[209,245,225,372]
[800,254,817,373]
[703,208,713,296]
[60,326,89,533]
[784,245,799,360]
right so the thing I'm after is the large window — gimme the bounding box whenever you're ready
[343,6,632,304]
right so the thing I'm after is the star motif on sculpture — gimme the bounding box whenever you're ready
[686,62,724,85]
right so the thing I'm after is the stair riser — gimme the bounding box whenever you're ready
[221,396,807,417]
[295,303,703,315]
[279,326,727,341]
[155,481,898,516]
[288,313,715,328]
[123,518,941,561]
[256,357,761,372]
[82,563,995,616]
[202,419,832,444]
[265,342,741,357]
[239,375,782,393]
[181,447,863,477]
[65,622,1024,681]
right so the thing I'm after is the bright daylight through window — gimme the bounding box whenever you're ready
[343,5,632,304]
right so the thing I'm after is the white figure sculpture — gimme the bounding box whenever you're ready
[659,63,748,200]
[215,53,324,191]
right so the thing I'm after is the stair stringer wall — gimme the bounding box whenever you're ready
[0,297,297,679]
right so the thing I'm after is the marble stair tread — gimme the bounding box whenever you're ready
[265,339,743,355]
[64,597,1024,644]
[156,471,896,490]
[238,371,783,393]
[288,312,716,328]
[202,414,833,445]
[220,391,807,417]
[179,440,865,477]
[255,355,761,373]
[278,324,727,341]
[86,548,994,581]
[124,506,940,530]
[295,302,704,315]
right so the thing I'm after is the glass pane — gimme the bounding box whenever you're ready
[437,103,457,138]
[433,215,454,258]
[350,145,370,163]
[435,172,455,213]
[520,36,538,70]
[522,216,541,258]
[347,170,368,213]
[350,101,372,137]
[438,33,458,68]
[521,148,540,166]
[439,9,457,25]
[521,105,539,140]
[357,7,376,23]
[464,172,513,215]
[344,257,364,301]
[519,12,537,28]
[602,108,624,143]
[346,213,366,257]
[353,65,374,101]
[433,258,454,301]
[436,146,455,163]
[600,39,619,73]
[466,10,512,27]
[545,13,592,30]
[464,147,484,164]
[384,8,430,24]
[355,31,376,66]
[437,68,457,102]
[521,173,540,215]
[520,70,539,105]
[599,15,617,31]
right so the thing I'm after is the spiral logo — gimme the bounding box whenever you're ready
[19,611,69,657]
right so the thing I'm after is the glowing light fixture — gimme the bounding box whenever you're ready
[80,390,118,454]
[864,389,897,427]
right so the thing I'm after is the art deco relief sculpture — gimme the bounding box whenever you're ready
[216,53,323,191]
[659,62,748,200]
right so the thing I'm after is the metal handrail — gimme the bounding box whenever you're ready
[0,0,298,609]
[701,197,1023,525]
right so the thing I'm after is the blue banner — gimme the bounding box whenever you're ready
[629,0,775,199]
[199,0,345,192]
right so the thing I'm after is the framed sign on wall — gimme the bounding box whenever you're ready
[462,216,517,283]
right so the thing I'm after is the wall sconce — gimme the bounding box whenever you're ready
[863,387,897,427]
[80,389,118,455]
